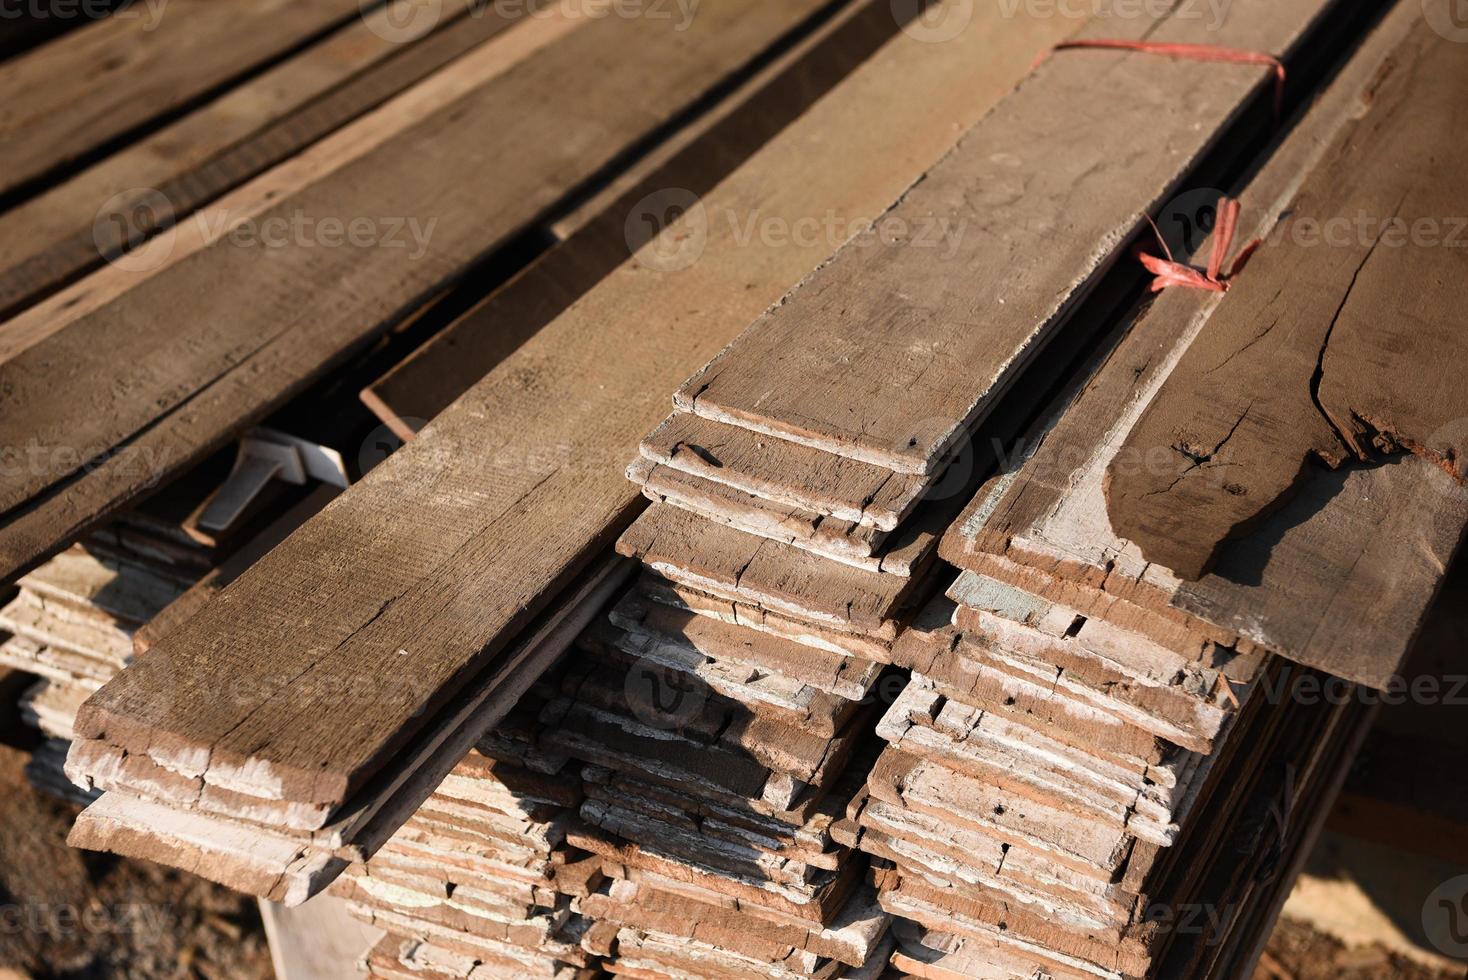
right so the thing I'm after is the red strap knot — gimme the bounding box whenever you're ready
[1138,195,1261,294]
[1048,39,1287,119]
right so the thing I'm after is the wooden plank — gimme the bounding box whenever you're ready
[1104,12,1468,579]
[133,486,340,655]
[71,0,1081,810]
[361,0,914,435]
[639,412,924,531]
[0,0,364,200]
[0,0,829,583]
[671,0,1345,475]
[0,0,528,320]
[615,504,927,637]
[942,0,1466,689]
[0,7,585,367]
[69,557,631,904]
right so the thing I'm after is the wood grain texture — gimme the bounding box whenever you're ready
[0,0,819,583]
[69,557,629,904]
[0,0,364,198]
[0,0,525,320]
[942,0,1467,688]
[361,0,911,434]
[640,412,924,531]
[0,6,584,366]
[72,0,1079,809]
[615,504,928,637]
[672,0,1343,475]
[1105,14,1468,579]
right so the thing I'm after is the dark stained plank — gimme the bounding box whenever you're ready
[1105,14,1468,579]
[0,0,528,321]
[942,0,1465,689]
[0,0,365,200]
[671,0,1347,475]
[69,1,1081,810]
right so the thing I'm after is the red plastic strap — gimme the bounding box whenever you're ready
[1138,195,1261,294]
[1049,39,1287,118]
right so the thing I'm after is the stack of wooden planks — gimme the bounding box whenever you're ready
[336,672,607,980]
[0,539,189,802]
[28,0,896,905]
[54,0,1084,909]
[5,0,1464,977]
[0,458,335,802]
[863,1,1465,976]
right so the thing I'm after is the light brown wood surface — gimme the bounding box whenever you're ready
[672,0,1343,475]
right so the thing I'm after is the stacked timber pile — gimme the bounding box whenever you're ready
[3,0,1464,978]
[536,3,1361,977]
[335,676,606,980]
[864,2,1466,977]
[51,0,1083,912]
[1,540,190,802]
[541,578,895,978]
[33,0,895,905]
[0,459,336,802]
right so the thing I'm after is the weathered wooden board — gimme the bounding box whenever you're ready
[70,0,1079,810]
[69,558,629,904]
[576,880,887,969]
[943,0,1466,689]
[0,0,527,320]
[639,575,894,664]
[0,0,364,199]
[0,7,585,367]
[607,592,881,701]
[640,412,925,532]
[1105,12,1468,579]
[0,0,833,583]
[133,486,339,655]
[630,457,888,570]
[672,0,1343,475]
[361,0,910,436]
[616,504,928,637]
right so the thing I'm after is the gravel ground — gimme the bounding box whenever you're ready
[0,744,274,980]
[1255,917,1466,980]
